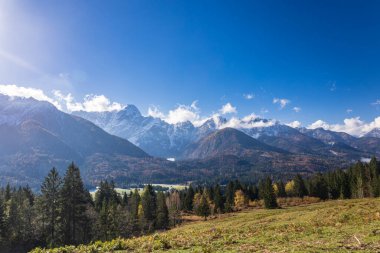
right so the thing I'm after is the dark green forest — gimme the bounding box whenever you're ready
[0,158,379,252]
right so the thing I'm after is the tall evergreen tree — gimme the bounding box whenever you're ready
[213,184,224,214]
[369,157,380,197]
[141,185,157,232]
[311,173,329,200]
[276,180,287,198]
[128,189,140,234]
[293,174,308,198]
[60,162,90,245]
[40,168,63,247]
[260,177,278,209]
[0,198,7,245]
[196,192,210,220]
[225,181,235,212]
[339,170,352,199]
[156,192,169,229]
[4,183,11,202]
[183,186,194,211]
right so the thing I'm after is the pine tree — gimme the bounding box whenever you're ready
[183,186,194,211]
[312,173,329,200]
[7,196,20,243]
[261,177,278,209]
[369,157,380,197]
[95,181,120,211]
[213,184,224,214]
[276,180,287,198]
[293,174,308,198]
[225,181,235,212]
[122,192,128,207]
[5,183,11,202]
[326,172,341,199]
[196,192,210,220]
[0,198,7,245]
[156,192,169,229]
[60,162,90,245]
[248,185,259,200]
[339,170,352,199]
[128,189,140,234]
[141,185,157,232]
[40,167,63,247]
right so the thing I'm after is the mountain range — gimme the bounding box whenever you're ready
[75,107,380,161]
[1,95,380,188]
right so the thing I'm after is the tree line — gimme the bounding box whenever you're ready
[0,158,379,252]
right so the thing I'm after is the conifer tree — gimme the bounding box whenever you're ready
[122,192,128,207]
[369,157,380,197]
[184,185,194,211]
[311,173,329,200]
[339,170,352,199]
[60,162,90,245]
[0,198,7,245]
[261,177,278,209]
[213,184,224,214]
[196,192,210,220]
[276,180,287,198]
[40,168,63,247]
[293,174,308,198]
[225,181,235,212]
[5,183,11,202]
[128,189,140,234]
[156,192,169,229]
[141,185,157,232]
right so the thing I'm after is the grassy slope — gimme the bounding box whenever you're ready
[31,198,380,253]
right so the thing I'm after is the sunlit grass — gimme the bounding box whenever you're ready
[31,198,380,253]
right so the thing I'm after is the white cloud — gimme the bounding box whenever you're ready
[241,113,259,122]
[219,102,237,114]
[147,106,166,119]
[148,101,202,125]
[219,115,275,129]
[372,99,380,106]
[166,103,200,124]
[0,84,124,113]
[273,98,290,109]
[307,117,380,137]
[54,91,123,112]
[286,121,301,128]
[308,120,331,130]
[293,107,301,113]
[346,109,352,114]
[243,93,254,100]
[0,84,61,109]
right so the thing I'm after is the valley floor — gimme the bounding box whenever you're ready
[31,198,380,253]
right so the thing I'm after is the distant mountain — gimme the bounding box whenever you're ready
[364,128,380,138]
[182,128,286,159]
[73,108,200,158]
[178,128,352,180]
[299,127,357,145]
[74,108,378,162]
[0,95,148,187]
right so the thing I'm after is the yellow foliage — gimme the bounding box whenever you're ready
[138,203,144,218]
[273,183,279,195]
[234,190,248,210]
[285,180,295,195]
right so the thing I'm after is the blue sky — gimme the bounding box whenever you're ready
[0,0,380,132]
